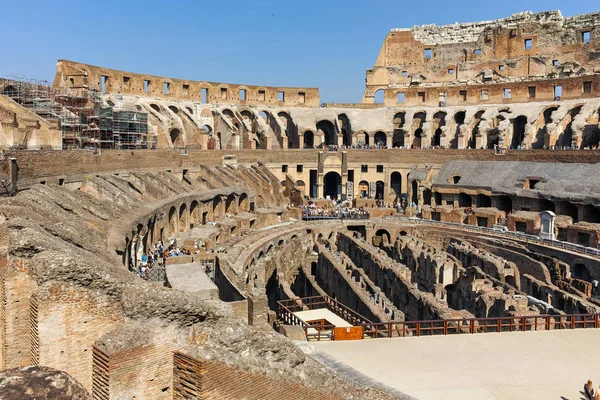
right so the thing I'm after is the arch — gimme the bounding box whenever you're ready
[317,120,336,146]
[258,110,269,122]
[494,195,512,213]
[374,131,387,147]
[190,200,199,226]
[240,110,255,121]
[557,105,583,148]
[375,180,384,200]
[358,180,370,198]
[573,263,591,282]
[168,105,179,114]
[582,204,600,223]
[423,188,432,206]
[392,112,406,147]
[200,124,213,134]
[433,129,442,146]
[399,230,408,236]
[179,203,188,232]
[150,104,161,113]
[226,193,236,214]
[374,89,384,104]
[168,206,178,236]
[539,199,555,213]
[186,106,193,114]
[303,130,314,148]
[511,116,527,148]
[323,171,342,200]
[238,193,249,210]
[559,201,578,222]
[213,196,223,216]
[390,172,402,199]
[338,114,352,146]
[476,194,492,208]
[170,128,184,148]
[375,229,391,244]
[458,193,472,208]
[412,112,426,147]
[278,111,298,148]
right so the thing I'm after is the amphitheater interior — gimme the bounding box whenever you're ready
[0,8,600,400]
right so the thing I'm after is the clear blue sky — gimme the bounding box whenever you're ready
[0,0,596,103]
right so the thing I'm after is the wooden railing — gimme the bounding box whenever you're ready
[278,296,600,341]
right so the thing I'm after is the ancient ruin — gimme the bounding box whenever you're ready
[0,9,600,400]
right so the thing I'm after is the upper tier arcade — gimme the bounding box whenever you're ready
[53,59,320,107]
[363,10,600,106]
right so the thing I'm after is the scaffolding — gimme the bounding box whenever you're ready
[1,75,151,149]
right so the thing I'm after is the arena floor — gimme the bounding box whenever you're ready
[312,329,600,400]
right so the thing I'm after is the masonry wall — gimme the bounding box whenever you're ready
[54,60,320,107]
[172,352,343,400]
[33,282,124,392]
[0,256,37,369]
[92,343,175,400]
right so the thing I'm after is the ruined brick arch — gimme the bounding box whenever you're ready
[557,105,583,148]
[374,131,387,147]
[317,120,337,146]
[374,229,391,244]
[238,193,249,211]
[510,115,528,148]
[302,129,314,148]
[213,196,223,218]
[240,109,255,121]
[189,200,200,226]
[178,203,188,232]
[373,88,385,104]
[170,128,184,148]
[168,206,178,236]
[225,193,236,215]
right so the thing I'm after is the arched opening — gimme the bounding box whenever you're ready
[534,107,558,149]
[399,230,408,236]
[150,104,161,113]
[511,116,527,148]
[539,199,556,213]
[359,180,370,198]
[363,132,370,146]
[238,193,249,210]
[412,112,426,147]
[338,114,352,146]
[179,203,188,232]
[476,194,492,208]
[170,128,184,148]
[303,130,314,148]
[190,200,199,226]
[559,201,578,222]
[392,112,406,147]
[168,105,179,114]
[494,195,512,213]
[374,89,384,104]
[323,172,342,200]
[471,110,485,149]
[573,263,591,282]
[433,129,442,146]
[452,111,466,149]
[374,229,391,244]
[423,189,432,206]
[582,204,600,223]
[505,275,517,288]
[390,172,402,199]
[558,106,582,148]
[434,192,442,206]
[226,194,236,214]
[458,193,472,208]
[168,206,178,235]
[411,181,418,204]
[213,196,223,216]
[295,180,306,197]
[375,180,384,200]
[374,131,387,147]
[278,112,298,149]
[317,120,337,146]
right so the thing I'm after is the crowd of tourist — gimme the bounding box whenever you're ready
[133,238,206,280]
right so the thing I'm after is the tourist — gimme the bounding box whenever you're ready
[585,380,596,400]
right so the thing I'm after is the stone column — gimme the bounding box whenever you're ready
[248,287,270,329]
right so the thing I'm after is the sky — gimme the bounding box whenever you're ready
[0,0,597,103]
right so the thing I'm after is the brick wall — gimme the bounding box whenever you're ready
[7,149,600,187]
[33,282,124,392]
[92,343,175,400]
[0,256,37,369]
[173,352,343,400]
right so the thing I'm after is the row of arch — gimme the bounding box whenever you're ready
[124,192,250,270]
